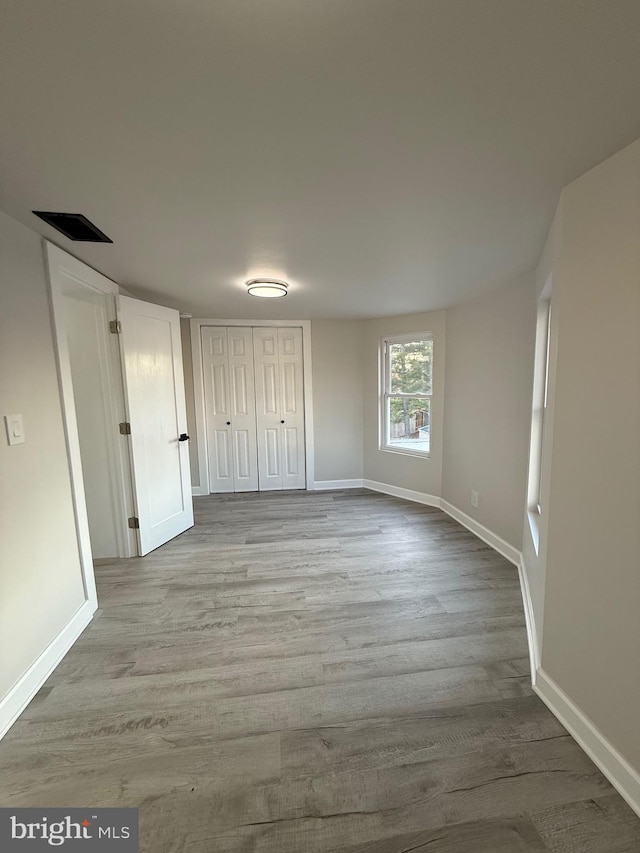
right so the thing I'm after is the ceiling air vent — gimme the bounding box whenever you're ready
[32,211,113,243]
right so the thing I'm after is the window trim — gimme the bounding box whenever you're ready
[535,300,552,513]
[379,331,433,459]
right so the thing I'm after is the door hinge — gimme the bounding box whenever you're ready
[128,516,140,529]
[109,319,122,334]
[119,422,131,435]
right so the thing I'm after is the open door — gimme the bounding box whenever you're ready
[118,295,193,554]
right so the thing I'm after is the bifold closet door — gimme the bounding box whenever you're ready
[201,327,258,492]
[253,327,306,490]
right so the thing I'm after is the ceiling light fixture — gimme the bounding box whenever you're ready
[246,278,288,298]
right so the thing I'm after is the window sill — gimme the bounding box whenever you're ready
[381,445,431,461]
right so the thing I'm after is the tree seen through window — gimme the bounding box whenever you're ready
[385,337,433,453]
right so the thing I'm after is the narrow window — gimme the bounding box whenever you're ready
[536,302,552,512]
[380,334,433,456]
[527,282,552,552]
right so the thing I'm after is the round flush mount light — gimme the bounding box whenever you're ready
[246,278,288,298]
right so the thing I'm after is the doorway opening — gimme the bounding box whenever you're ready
[46,243,195,565]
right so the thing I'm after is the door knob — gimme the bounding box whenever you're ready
[178,433,190,441]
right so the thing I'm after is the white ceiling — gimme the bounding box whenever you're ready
[2,1,640,320]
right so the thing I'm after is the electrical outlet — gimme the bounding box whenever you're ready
[470,490,479,508]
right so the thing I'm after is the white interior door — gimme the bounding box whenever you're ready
[254,327,306,490]
[118,295,194,554]
[202,326,259,492]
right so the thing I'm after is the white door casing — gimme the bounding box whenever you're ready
[253,327,306,490]
[201,326,258,492]
[118,295,194,554]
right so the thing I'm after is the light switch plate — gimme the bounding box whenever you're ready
[5,414,25,446]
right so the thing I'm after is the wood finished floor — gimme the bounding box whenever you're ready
[2,489,639,852]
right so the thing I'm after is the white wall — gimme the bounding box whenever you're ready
[0,213,86,699]
[442,276,536,549]
[540,138,640,769]
[311,320,364,482]
[363,311,445,497]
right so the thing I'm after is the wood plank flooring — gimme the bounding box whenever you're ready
[2,489,639,851]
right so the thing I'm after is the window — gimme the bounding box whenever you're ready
[527,280,552,553]
[528,295,551,517]
[536,300,552,512]
[380,333,433,456]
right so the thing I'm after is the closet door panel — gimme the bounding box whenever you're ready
[260,363,279,415]
[202,327,234,493]
[213,430,232,479]
[283,427,302,477]
[265,429,281,477]
[234,430,252,480]
[254,327,284,490]
[228,327,258,491]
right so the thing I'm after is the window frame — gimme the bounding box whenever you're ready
[529,296,551,518]
[526,277,553,554]
[535,300,552,514]
[379,331,433,459]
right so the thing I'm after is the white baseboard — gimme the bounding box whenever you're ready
[439,499,520,565]
[437,497,640,820]
[363,487,528,662]
[534,668,640,818]
[517,555,540,677]
[439,500,541,686]
[363,479,440,507]
[0,599,95,741]
[192,485,207,496]
[312,479,364,490]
